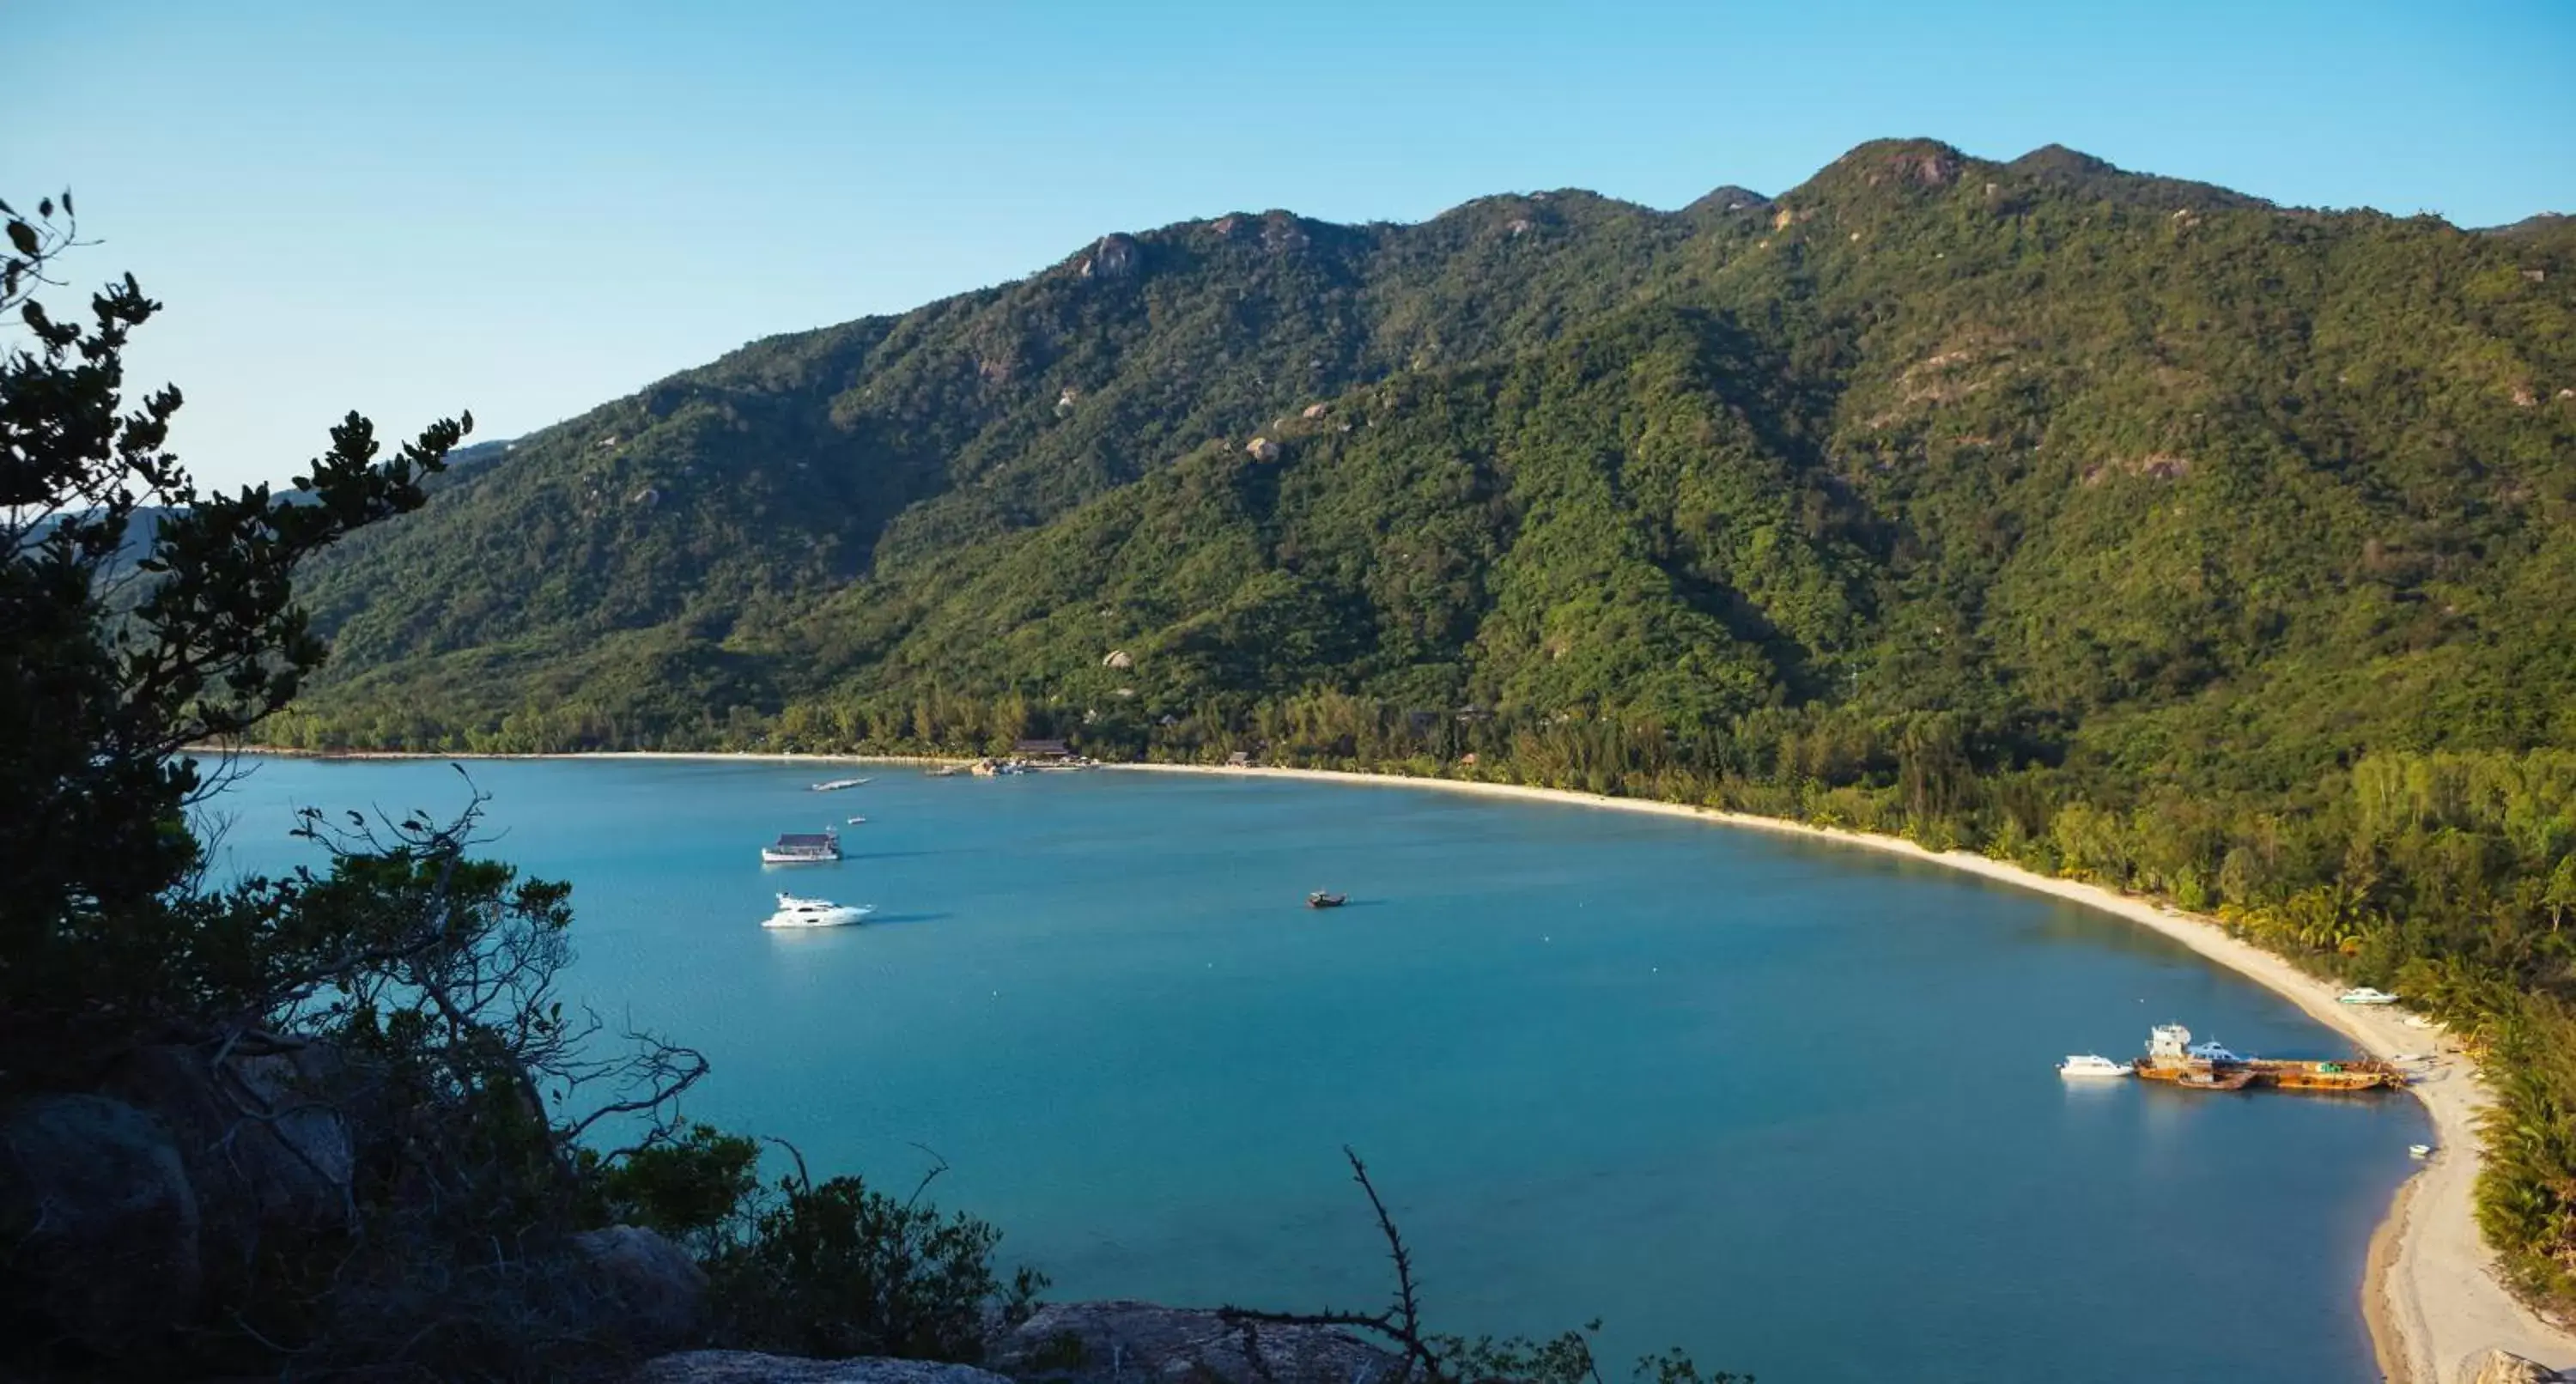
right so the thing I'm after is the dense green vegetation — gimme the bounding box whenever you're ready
[266,139,2576,1306]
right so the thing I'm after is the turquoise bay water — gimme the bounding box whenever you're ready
[208,757,2426,1383]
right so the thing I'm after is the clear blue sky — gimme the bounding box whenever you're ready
[9,1,2573,490]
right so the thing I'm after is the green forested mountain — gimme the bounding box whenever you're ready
[288,137,2574,771]
[275,139,2576,1300]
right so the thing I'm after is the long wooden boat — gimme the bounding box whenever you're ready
[2129,1023,2404,1093]
[2245,1057,2406,1091]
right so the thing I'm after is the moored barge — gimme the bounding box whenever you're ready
[2130,1023,2404,1093]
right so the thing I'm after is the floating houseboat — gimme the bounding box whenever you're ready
[2130,1023,2404,1093]
[761,829,841,865]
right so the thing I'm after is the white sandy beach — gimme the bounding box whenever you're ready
[230,747,2573,1381]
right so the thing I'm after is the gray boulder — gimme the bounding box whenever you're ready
[105,1041,356,1272]
[993,1300,1401,1384]
[0,1093,203,1360]
[634,1352,1014,1384]
[569,1224,712,1353]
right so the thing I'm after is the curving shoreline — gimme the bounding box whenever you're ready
[1099,762,2575,1384]
[223,748,2574,1381]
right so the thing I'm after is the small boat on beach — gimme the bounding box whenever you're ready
[811,777,872,792]
[2338,986,2401,1005]
[1307,891,1347,909]
[2057,1054,2131,1078]
[2409,1144,2434,1160]
[762,893,872,929]
[761,829,841,864]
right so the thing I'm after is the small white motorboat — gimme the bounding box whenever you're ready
[2338,986,2401,1005]
[811,777,872,792]
[762,893,873,929]
[2409,1144,2434,1160]
[2058,1054,2132,1078]
[846,816,867,825]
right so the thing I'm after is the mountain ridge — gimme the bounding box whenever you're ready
[287,135,2574,769]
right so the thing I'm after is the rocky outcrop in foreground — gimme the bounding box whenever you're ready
[992,1301,1400,1384]
[635,1302,1402,1384]
[0,1040,702,1374]
[0,1093,203,1362]
[636,1354,1014,1384]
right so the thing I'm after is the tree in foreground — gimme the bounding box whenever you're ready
[0,194,1042,1381]
[0,188,466,1072]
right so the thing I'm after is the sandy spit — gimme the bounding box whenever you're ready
[1104,762,2576,1384]
[227,749,2575,1380]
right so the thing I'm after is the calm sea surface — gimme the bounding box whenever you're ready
[206,756,2427,1383]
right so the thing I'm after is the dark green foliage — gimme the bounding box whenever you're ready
[590,1125,1044,1363]
[0,185,471,1078]
[690,1159,1041,1350]
[592,1121,767,1256]
[710,1174,1045,1363]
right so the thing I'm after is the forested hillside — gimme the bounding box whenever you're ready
[286,137,2574,768]
[270,139,2576,1304]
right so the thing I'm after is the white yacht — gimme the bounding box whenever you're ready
[2338,986,2401,1005]
[2057,1054,2131,1078]
[762,893,873,929]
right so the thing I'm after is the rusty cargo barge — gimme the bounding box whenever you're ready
[2129,1023,2405,1093]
